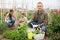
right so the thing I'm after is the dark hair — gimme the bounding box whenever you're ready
[22,13,26,17]
[9,9,14,20]
[10,9,14,12]
[9,14,12,20]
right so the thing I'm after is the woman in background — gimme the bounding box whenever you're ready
[5,9,16,27]
[17,13,27,26]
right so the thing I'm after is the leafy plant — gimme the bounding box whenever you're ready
[17,12,21,20]
[27,12,33,20]
[15,23,28,40]
[32,30,40,34]
[0,21,8,32]
[0,15,1,20]
[3,23,29,40]
[46,11,60,40]
[3,30,18,40]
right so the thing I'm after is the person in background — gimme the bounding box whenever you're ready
[29,2,48,40]
[5,9,16,28]
[17,13,27,26]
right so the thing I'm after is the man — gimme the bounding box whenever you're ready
[29,2,48,32]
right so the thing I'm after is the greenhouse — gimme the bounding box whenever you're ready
[0,0,60,40]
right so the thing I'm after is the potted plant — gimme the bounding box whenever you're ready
[27,28,45,40]
[33,30,45,40]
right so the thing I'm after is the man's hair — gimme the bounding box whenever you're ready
[37,2,43,4]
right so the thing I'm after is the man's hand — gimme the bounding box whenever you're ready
[38,23,44,27]
[40,23,44,26]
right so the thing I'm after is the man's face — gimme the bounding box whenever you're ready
[37,3,43,11]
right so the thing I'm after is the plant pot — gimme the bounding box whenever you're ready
[27,28,35,40]
[34,33,45,40]
[27,32,33,40]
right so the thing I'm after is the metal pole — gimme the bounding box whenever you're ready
[1,0,5,23]
[32,0,33,10]
[21,0,24,12]
[1,0,2,23]
[13,0,17,23]
[26,0,28,17]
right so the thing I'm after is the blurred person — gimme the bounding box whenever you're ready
[29,2,48,32]
[5,9,16,27]
[17,13,27,26]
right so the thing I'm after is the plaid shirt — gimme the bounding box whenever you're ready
[32,10,48,26]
